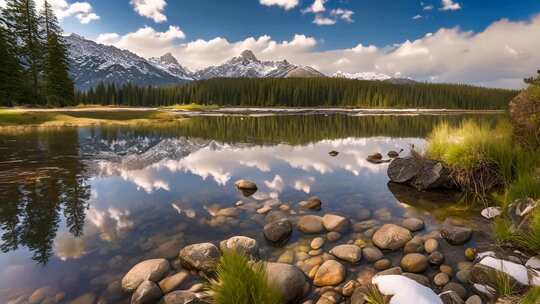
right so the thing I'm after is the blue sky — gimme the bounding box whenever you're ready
[34,0,540,88]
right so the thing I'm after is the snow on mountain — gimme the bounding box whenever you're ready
[332,71,392,81]
[193,50,325,79]
[66,34,192,90]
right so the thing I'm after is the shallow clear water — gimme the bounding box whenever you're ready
[0,114,502,303]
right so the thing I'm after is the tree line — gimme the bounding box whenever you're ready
[75,78,517,109]
[0,0,74,107]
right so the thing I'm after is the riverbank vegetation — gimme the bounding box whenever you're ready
[74,78,517,109]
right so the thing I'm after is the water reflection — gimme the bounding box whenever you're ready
[0,114,502,302]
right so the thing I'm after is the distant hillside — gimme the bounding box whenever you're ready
[75,77,518,110]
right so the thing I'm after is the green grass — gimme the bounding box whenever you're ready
[494,270,518,298]
[163,103,220,111]
[493,217,515,245]
[521,287,540,304]
[364,284,391,304]
[514,209,540,252]
[207,250,283,304]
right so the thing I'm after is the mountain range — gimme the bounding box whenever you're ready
[66,34,409,90]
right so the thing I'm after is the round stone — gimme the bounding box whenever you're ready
[372,224,412,250]
[442,282,467,299]
[297,215,325,234]
[264,220,293,244]
[300,196,322,210]
[441,225,472,245]
[402,218,425,232]
[311,237,325,250]
[374,259,392,270]
[329,245,362,263]
[266,262,307,303]
[400,253,428,273]
[424,239,439,253]
[326,232,341,241]
[322,214,349,232]
[313,260,346,286]
[220,236,259,258]
[404,240,424,254]
[428,251,445,265]
[121,259,170,292]
[362,246,384,262]
[440,264,453,275]
[465,295,483,304]
[434,273,450,286]
[464,248,477,261]
[235,179,257,190]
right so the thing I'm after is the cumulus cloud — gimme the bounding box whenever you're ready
[441,0,461,11]
[302,0,327,14]
[330,8,354,23]
[259,0,298,10]
[130,0,167,23]
[34,0,100,24]
[95,14,540,88]
[412,14,423,20]
[313,15,336,26]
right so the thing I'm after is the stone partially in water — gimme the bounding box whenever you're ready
[480,207,501,219]
[300,196,322,210]
[400,253,428,273]
[220,236,259,259]
[235,179,257,190]
[434,272,450,286]
[264,219,292,244]
[329,245,362,263]
[424,239,439,253]
[374,259,392,270]
[159,290,198,304]
[311,237,325,250]
[179,243,220,273]
[297,215,325,234]
[131,280,162,304]
[442,282,467,300]
[121,259,170,292]
[322,214,349,232]
[428,251,445,265]
[362,246,383,262]
[388,157,422,183]
[441,225,472,245]
[372,224,412,250]
[402,218,425,232]
[313,260,346,286]
[265,262,306,303]
[159,271,189,294]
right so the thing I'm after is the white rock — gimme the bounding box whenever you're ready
[479,256,529,285]
[372,275,442,304]
[526,256,540,269]
[480,207,501,219]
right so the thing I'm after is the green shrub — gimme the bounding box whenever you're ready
[493,218,515,245]
[207,250,283,304]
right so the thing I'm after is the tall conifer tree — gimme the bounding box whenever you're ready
[0,18,24,105]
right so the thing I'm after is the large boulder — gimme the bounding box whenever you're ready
[121,259,170,292]
[388,157,423,183]
[297,215,325,234]
[313,260,346,286]
[220,236,259,259]
[330,245,362,263]
[372,224,412,250]
[264,219,292,244]
[388,157,454,191]
[179,243,220,273]
[265,262,307,303]
[131,281,162,304]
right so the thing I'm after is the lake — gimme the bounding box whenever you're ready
[0,114,502,303]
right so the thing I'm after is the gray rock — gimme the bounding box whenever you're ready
[179,243,220,273]
[376,266,402,276]
[442,282,467,300]
[388,157,422,183]
[330,245,362,263]
[297,215,325,234]
[300,196,322,210]
[400,253,428,273]
[428,251,445,265]
[372,224,412,250]
[362,246,384,262]
[465,295,482,304]
[264,219,292,244]
[441,225,472,245]
[402,218,425,232]
[266,263,307,303]
[121,259,170,292]
[265,210,289,224]
[388,157,454,190]
[220,236,259,258]
[440,291,465,304]
[159,290,199,304]
[404,240,424,254]
[374,259,392,270]
[322,214,349,232]
[131,280,162,304]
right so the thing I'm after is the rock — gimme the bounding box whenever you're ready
[342,280,358,296]
[400,254,428,273]
[220,236,259,258]
[121,259,170,292]
[67,293,97,304]
[235,179,257,190]
[372,224,412,250]
[297,215,325,234]
[376,266,402,277]
[424,239,439,253]
[442,282,467,300]
[372,275,443,303]
[464,248,477,261]
[374,259,392,270]
[441,225,472,245]
[388,157,422,183]
[404,240,424,254]
[465,295,482,304]
[428,251,445,265]
[434,273,450,286]
[264,219,292,244]
[278,250,295,264]
[329,151,339,157]
[313,260,346,286]
[317,291,342,304]
[480,207,501,219]
[440,291,465,304]
[456,269,471,283]
[265,210,289,224]
[362,246,383,262]
[354,239,366,248]
[388,157,454,190]
[402,273,430,286]
[402,218,425,232]
[367,153,386,164]
[388,150,400,158]
[357,268,377,285]
[29,286,54,304]
[311,237,325,250]
[179,243,220,273]
[350,288,367,304]
[132,280,162,304]
[266,262,307,303]
[257,206,272,214]
[326,232,341,241]
[330,245,362,263]
[322,214,349,232]
[440,265,453,275]
[159,290,198,304]
[354,220,378,231]
[159,271,189,294]
[216,207,240,217]
[300,196,323,210]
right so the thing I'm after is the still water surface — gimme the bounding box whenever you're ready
[0,114,502,303]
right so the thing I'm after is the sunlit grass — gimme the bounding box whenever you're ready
[521,287,540,304]
[492,217,515,245]
[364,284,391,304]
[207,250,282,304]
[494,270,518,298]
[163,103,220,111]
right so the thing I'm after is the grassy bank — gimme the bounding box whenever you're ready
[161,103,220,111]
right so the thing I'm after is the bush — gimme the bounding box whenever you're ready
[207,250,282,304]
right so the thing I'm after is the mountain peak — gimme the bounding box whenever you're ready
[239,50,258,61]
[159,53,179,65]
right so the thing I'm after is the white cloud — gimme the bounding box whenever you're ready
[412,14,423,20]
[95,32,120,44]
[303,0,327,14]
[32,0,99,24]
[97,26,185,56]
[330,8,354,23]
[423,5,434,11]
[130,0,167,23]
[441,0,461,11]
[259,0,298,10]
[313,15,336,26]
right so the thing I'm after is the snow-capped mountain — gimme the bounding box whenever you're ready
[333,71,392,81]
[66,34,193,90]
[193,50,324,79]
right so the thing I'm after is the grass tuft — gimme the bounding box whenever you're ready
[521,287,540,304]
[163,103,219,111]
[364,284,391,304]
[207,250,283,304]
[494,270,518,298]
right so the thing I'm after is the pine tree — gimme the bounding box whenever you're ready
[40,0,74,106]
[0,19,24,106]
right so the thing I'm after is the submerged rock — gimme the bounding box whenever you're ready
[313,260,346,286]
[322,214,349,232]
[299,196,322,210]
[372,224,412,250]
[179,243,220,273]
[401,253,428,273]
[297,215,325,234]
[264,219,292,244]
[265,262,306,303]
[330,245,362,263]
[220,236,259,258]
[121,259,170,292]
[441,225,472,245]
[132,280,162,304]
[159,290,198,304]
